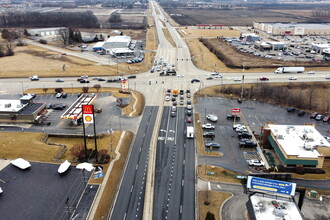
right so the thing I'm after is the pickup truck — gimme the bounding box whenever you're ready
[227,114,240,120]
[202,123,215,130]
[233,124,245,130]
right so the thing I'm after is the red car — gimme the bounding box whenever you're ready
[323,116,330,122]
[259,77,269,81]
[186,117,192,123]
[310,112,318,119]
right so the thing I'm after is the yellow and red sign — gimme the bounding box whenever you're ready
[82,105,94,124]
[121,79,128,91]
[231,108,241,115]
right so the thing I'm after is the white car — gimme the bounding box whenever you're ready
[308,71,315,74]
[56,93,62,98]
[325,76,330,79]
[214,74,223,78]
[289,76,297,80]
[202,123,215,129]
[248,159,264,166]
[206,114,218,122]
[165,96,170,101]
[177,75,184,78]
[187,105,192,110]
[234,77,242,81]
[236,127,248,132]
[233,124,246,130]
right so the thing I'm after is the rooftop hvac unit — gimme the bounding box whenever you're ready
[277,134,284,139]
[304,144,313,151]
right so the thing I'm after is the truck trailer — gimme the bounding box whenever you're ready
[274,67,305,74]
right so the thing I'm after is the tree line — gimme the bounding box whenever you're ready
[0,11,99,28]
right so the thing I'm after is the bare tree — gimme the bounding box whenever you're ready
[93,84,101,92]
[58,28,69,45]
[82,86,89,93]
[42,88,48,94]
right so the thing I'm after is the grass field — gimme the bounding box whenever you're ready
[164,8,313,26]
[198,190,232,220]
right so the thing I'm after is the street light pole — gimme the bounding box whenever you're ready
[241,75,245,100]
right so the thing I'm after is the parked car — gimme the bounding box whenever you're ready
[46,103,53,109]
[239,140,257,148]
[203,132,215,138]
[171,97,176,102]
[186,110,192,116]
[56,93,62,98]
[187,105,192,110]
[259,77,269,81]
[173,101,177,106]
[297,110,305,116]
[202,123,215,130]
[236,127,248,132]
[227,114,240,120]
[61,93,67,98]
[233,124,246,130]
[323,116,330,122]
[310,112,318,119]
[237,132,252,139]
[248,159,264,166]
[237,99,242,104]
[53,104,66,110]
[287,107,296,113]
[171,106,177,112]
[315,114,324,121]
[187,100,192,105]
[206,114,218,122]
[179,100,184,105]
[205,142,221,148]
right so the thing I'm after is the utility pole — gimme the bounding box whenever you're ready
[241,75,245,100]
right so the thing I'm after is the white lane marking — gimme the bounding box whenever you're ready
[208,181,211,191]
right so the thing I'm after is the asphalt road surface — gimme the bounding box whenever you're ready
[110,106,158,220]
[153,106,195,220]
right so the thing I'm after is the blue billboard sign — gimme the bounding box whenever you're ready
[247,176,296,196]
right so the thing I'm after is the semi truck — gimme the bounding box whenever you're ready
[274,67,305,74]
[187,126,194,139]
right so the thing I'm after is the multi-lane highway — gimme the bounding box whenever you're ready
[110,106,158,220]
[153,106,195,220]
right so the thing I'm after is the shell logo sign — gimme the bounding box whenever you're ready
[82,105,94,124]
[122,79,128,91]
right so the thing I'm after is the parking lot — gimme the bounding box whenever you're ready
[0,162,96,220]
[196,97,330,172]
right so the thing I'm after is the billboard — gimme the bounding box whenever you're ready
[231,108,240,115]
[82,105,94,124]
[294,27,305,35]
[247,176,296,196]
[122,79,128,91]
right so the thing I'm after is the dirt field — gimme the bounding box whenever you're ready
[164,8,314,26]
[163,28,176,47]
[178,28,240,38]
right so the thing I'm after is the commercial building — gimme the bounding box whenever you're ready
[262,123,330,168]
[253,22,330,36]
[92,36,134,57]
[0,95,46,123]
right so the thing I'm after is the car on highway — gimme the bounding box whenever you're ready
[326,76,330,79]
[310,112,318,119]
[56,78,64,82]
[127,75,136,79]
[203,132,215,138]
[206,114,218,122]
[259,77,269,81]
[234,77,242,81]
[206,76,213,80]
[186,117,192,123]
[288,76,297,80]
[205,142,221,148]
[56,93,62,98]
[202,123,215,129]
[191,79,200,83]
[308,71,316,74]
[97,78,106,81]
[248,159,264,166]
[170,111,176,117]
[315,114,324,121]
[171,106,177,112]
[323,116,330,122]
[80,79,90,83]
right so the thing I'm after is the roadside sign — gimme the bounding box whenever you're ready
[247,176,296,196]
[82,105,94,124]
[231,108,240,115]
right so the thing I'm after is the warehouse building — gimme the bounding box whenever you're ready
[27,27,66,37]
[261,123,329,169]
[253,22,330,36]
[0,95,46,123]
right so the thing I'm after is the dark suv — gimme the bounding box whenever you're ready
[239,140,257,148]
[227,114,240,120]
[287,107,296,113]
[237,132,252,139]
[203,132,215,138]
[297,110,305,116]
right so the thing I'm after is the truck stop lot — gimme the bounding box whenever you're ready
[196,97,329,172]
[0,162,95,220]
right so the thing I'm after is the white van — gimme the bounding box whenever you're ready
[187,126,194,139]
